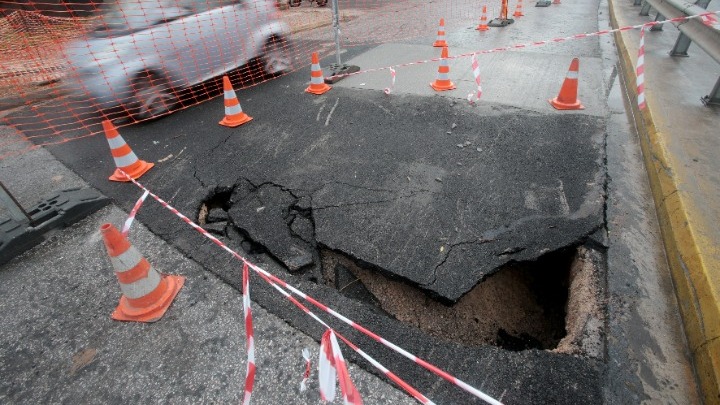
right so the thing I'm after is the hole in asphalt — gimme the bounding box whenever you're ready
[198,187,233,225]
[321,246,605,355]
[202,187,605,356]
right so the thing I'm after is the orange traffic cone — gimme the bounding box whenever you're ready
[101,223,185,323]
[219,75,253,127]
[513,0,524,17]
[430,46,456,92]
[553,0,561,4]
[433,18,448,47]
[549,58,585,110]
[103,120,154,182]
[476,6,490,31]
[305,52,332,95]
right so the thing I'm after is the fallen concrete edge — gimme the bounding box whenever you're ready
[608,1,720,402]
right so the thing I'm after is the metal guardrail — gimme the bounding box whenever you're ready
[640,0,720,105]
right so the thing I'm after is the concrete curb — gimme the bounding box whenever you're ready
[608,1,720,403]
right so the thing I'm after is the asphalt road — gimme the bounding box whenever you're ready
[0,0,701,403]
[5,58,606,404]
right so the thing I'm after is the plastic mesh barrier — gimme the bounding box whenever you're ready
[0,0,484,156]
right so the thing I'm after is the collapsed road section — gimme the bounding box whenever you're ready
[195,92,607,354]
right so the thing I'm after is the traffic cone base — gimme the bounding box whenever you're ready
[112,274,185,322]
[109,161,154,182]
[430,81,457,91]
[549,97,585,110]
[219,114,253,127]
[305,83,332,95]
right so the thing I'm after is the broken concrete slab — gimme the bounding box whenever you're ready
[228,179,315,271]
[187,92,607,302]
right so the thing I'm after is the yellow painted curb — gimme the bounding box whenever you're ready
[608,1,720,403]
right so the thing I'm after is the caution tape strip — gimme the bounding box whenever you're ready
[254,268,435,404]
[117,169,450,405]
[467,54,482,104]
[636,27,646,110]
[300,348,311,392]
[121,190,149,237]
[383,67,396,95]
[324,11,720,82]
[242,262,256,405]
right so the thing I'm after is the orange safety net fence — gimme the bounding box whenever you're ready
[0,0,485,158]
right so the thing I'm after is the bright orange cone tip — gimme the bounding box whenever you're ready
[305,52,332,95]
[103,120,154,182]
[549,58,585,110]
[101,223,185,323]
[219,76,253,127]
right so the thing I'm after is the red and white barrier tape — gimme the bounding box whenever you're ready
[700,13,719,28]
[636,27,646,110]
[121,190,149,237]
[242,262,256,405]
[247,263,503,404]
[323,11,720,82]
[467,54,482,104]
[319,331,337,401]
[300,348,312,392]
[117,170,444,405]
[384,67,396,95]
[253,268,436,404]
[325,329,363,405]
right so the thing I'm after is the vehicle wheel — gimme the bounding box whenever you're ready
[130,72,177,120]
[259,37,291,76]
[316,0,327,6]
[288,0,301,7]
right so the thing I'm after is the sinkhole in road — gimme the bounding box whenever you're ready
[199,188,605,356]
[322,246,605,355]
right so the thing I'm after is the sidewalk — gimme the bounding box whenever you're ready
[609,0,720,402]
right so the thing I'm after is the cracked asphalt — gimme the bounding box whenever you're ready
[14,85,607,301]
[0,0,701,402]
[4,58,607,403]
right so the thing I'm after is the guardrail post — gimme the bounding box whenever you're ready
[701,76,720,106]
[645,0,720,106]
[640,1,652,15]
[670,32,692,56]
[650,13,665,31]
